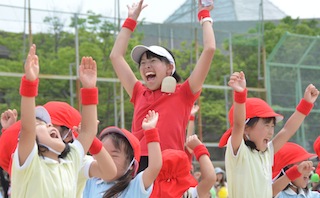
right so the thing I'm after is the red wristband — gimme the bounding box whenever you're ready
[122,18,137,32]
[81,87,98,105]
[193,144,210,161]
[234,88,247,104]
[285,165,301,181]
[19,75,39,97]
[198,10,210,21]
[189,115,195,121]
[89,137,103,155]
[296,98,313,116]
[144,128,160,143]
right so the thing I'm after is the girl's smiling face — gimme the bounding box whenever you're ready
[35,119,66,155]
[139,52,174,91]
[245,118,275,151]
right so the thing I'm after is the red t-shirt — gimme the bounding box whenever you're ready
[131,79,200,156]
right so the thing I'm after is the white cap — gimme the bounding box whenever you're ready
[131,45,176,75]
[35,106,51,124]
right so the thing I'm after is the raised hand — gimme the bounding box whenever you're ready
[1,109,18,130]
[186,134,202,151]
[24,44,39,81]
[228,71,246,92]
[297,161,315,176]
[303,84,319,104]
[79,57,97,88]
[190,104,200,116]
[142,110,159,130]
[198,0,214,11]
[127,0,147,20]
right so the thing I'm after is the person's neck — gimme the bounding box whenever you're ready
[289,184,299,194]
[43,151,60,162]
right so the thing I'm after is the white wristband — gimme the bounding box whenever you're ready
[200,17,213,25]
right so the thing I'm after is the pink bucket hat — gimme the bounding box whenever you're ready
[99,126,141,177]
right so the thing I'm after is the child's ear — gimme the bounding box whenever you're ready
[166,64,174,75]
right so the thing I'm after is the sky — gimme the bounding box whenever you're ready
[0,0,320,33]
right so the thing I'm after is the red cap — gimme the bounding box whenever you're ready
[314,136,320,157]
[272,142,317,179]
[99,126,141,176]
[316,165,320,175]
[314,136,320,175]
[150,149,198,198]
[0,121,21,175]
[218,98,283,148]
[43,101,81,130]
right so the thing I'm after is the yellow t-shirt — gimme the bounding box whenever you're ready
[225,138,273,198]
[11,140,84,198]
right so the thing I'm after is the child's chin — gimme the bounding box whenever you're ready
[258,145,268,152]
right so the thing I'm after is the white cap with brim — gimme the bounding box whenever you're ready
[131,45,176,75]
[35,106,51,124]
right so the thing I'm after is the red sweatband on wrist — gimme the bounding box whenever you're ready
[19,75,39,97]
[144,128,160,143]
[89,137,103,155]
[198,10,210,21]
[234,88,247,104]
[285,165,301,181]
[296,98,313,116]
[189,115,195,121]
[81,87,98,105]
[193,144,210,161]
[122,18,137,32]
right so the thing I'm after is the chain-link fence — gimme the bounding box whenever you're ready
[266,32,320,151]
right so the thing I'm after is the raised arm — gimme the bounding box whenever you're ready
[109,0,147,98]
[229,71,247,154]
[186,134,215,197]
[188,1,216,94]
[272,84,319,153]
[87,147,117,181]
[76,57,98,154]
[272,161,314,196]
[19,44,39,165]
[186,104,199,138]
[141,110,162,189]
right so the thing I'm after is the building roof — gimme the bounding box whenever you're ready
[164,0,287,23]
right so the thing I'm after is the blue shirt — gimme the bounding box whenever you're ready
[83,172,153,198]
[276,188,320,198]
